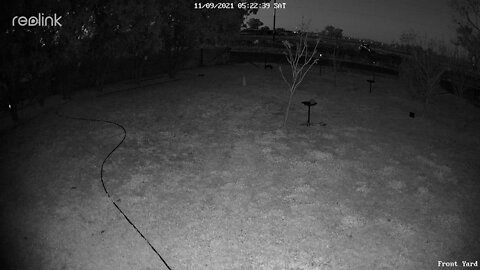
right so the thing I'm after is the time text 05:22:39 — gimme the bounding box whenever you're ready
[193,2,286,10]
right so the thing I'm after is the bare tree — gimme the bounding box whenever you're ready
[449,1,480,129]
[399,32,448,110]
[279,33,320,129]
[321,25,343,86]
[405,49,447,108]
[446,48,479,129]
[448,48,470,98]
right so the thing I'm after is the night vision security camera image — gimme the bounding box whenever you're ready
[1,0,479,269]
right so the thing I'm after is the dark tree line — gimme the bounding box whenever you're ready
[0,0,266,121]
[450,0,480,71]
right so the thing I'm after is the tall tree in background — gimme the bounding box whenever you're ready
[115,0,163,82]
[450,0,480,71]
[0,0,62,119]
[448,48,470,100]
[89,0,132,90]
[447,1,480,117]
[159,0,195,77]
[200,5,255,46]
[322,25,343,39]
[246,18,263,30]
[398,30,448,111]
[321,25,343,86]
[0,0,265,114]
[160,0,265,77]
[53,0,97,99]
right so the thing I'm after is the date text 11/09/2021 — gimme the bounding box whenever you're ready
[194,2,286,10]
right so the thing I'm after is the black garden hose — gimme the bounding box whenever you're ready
[55,109,173,270]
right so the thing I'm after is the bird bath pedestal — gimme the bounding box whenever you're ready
[301,99,318,127]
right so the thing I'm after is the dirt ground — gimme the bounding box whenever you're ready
[1,63,479,270]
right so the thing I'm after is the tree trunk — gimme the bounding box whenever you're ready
[165,40,177,78]
[36,78,46,107]
[168,53,176,78]
[200,48,204,67]
[95,60,104,92]
[62,64,74,100]
[133,56,145,84]
[333,46,337,87]
[132,56,139,82]
[422,89,430,118]
[138,57,146,82]
[96,58,110,92]
[461,97,472,131]
[283,92,294,129]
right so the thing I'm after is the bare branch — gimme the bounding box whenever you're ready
[299,38,320,72]
[465,11,480,32]
[278,65,290,87]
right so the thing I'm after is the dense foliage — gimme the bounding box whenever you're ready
[0,0,266,120]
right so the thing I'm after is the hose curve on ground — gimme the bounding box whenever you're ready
[55,110,173,270]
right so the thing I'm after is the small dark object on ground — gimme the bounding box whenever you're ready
[264,64,273,69]
[409,112,415,118]
[198,74,205,77]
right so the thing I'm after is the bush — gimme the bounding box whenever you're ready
[399,47,447,107]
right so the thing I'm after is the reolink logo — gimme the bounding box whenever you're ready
[12,13,62,27]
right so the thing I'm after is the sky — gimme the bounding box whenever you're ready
[251,0,457,45]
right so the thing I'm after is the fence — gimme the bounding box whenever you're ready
[0,47,230,118]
